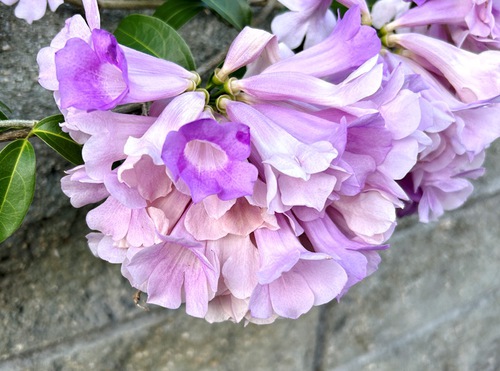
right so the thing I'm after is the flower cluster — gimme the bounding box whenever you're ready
[37,0,500,323]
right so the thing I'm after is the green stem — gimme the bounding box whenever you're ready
[0,120,37,129]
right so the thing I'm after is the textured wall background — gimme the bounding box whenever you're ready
[1,2,499,370]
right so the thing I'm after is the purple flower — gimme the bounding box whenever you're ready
[56,29,129,111]
[38,0,199,112]
[162,118,258,203]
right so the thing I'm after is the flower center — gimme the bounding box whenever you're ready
[184,140,228,171]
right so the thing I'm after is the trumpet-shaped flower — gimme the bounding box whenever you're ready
[387,32,500,103]
[162,118,258,203]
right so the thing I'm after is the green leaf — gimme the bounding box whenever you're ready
[330,2,348,17]
[153,0,204,30]
[32,114,83,165]
[202,0,252,31]
[0,101,11,121]
[114,14,196,70]
[0,139,36,243]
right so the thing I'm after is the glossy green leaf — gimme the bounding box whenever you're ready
[114,14,196,70]
[0,139,36,243]
[154,0,204,30]
[32,114,83,165]
[202,0,252,30]
[0,101,11,121]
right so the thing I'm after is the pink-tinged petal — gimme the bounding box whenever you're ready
[118,155,171,201]
[148,189,192,236]
[87,195,156,248]
[124,91,206,165]
[378,138,419,180]
[185,198,270,240]
[208,234,259,299]
[388,32,500,103]
[249,256,347,319]
[60,165,109,207]
[205,295,249,323]
[66,111,153,180]
[126,209,158,247]
[465,1,495,38]
[254,216,302,284]
[346,114,393,166]
[332,192,396,244]
[37,47,59,91]
[380,89,422,140]
[248,285,274,319]
[279,172,337,211]
[125,226,218,317]
[453,104,500,156]
[268,270,316,319]
[65,108,154,137]
[87,233,127,264]
[202,195,236,219]
[291,259,346,305]
[302,216,384,295]
[103,172,146,209]
[162,118,258,202]
[86,197,131,242]
[217,27,279,81]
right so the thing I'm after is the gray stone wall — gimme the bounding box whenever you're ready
[1,2,499,370]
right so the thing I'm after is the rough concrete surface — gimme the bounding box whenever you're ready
[1,2,499,371]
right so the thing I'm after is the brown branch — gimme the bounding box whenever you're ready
[0,129,32,142]
[65,0,164,9]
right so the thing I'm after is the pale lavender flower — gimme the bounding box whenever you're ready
[382,0,500,51]
[248,215,347,319]
[265,6,381,82]
[271,0,336,49]
[124,215,219,318]
[1,0,63,23]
